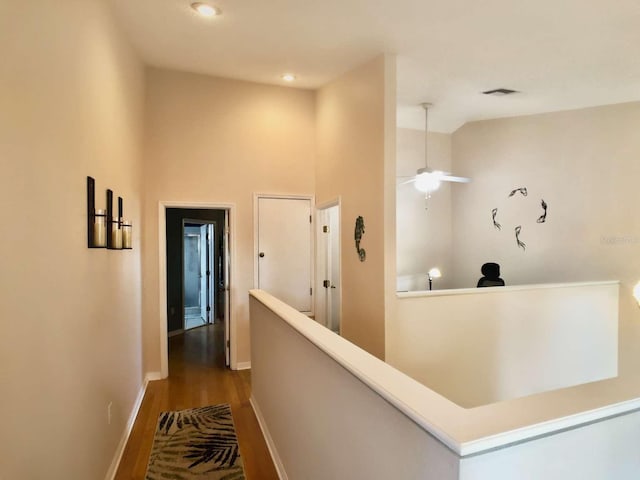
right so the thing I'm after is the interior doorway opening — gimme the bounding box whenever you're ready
[183,221,215,331]
[165,207,231,372]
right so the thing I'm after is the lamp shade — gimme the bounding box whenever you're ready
[633,281,640,306]
[428,267,442,279]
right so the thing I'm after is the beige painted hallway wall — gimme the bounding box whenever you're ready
[316,55,396,359]
[141,69,316,371]
[0,1,145,478]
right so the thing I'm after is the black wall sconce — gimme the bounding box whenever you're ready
[87,176,106,248]
[106,191,122,249]
[87,176,132,250]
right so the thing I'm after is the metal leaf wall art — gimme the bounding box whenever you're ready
[508,187,528,197]
[537,199,548,223]
[490,187,549,251]
[492,208,501,230]
[515,225,526,250]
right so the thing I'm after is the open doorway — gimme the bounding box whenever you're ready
[183,221,215,331]
[165,207,231,371]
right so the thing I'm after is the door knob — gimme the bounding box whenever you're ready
[259,252,265,258]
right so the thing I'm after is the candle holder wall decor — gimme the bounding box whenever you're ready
[106,189,115,249]
[88,177,132,250]
[116,196,133,250]
[87,176,106,248]
[108,192,124,249]
[122,219,132,249]
[115,196,123,249]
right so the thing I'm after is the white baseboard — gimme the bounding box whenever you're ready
[235,361,251,370]
[250,396,287,480]
[104,372,161,480]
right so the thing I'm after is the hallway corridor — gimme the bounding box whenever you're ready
[114,324,278,479]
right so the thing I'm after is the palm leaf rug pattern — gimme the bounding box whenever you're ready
[146,404,245,480]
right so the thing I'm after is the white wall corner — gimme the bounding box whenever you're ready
[249,396,288,480]
[145,371,163,383]
[384,52,398,359]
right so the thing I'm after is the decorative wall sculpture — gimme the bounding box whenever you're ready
[537,199,548,223]
[508,187,528,197]
[354,216,366,262]
[491,208,501,230]
[515,225,526,250]
[491,187,549,251]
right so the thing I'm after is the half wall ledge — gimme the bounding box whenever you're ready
[249,287,640,479]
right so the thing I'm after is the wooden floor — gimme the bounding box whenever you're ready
[114,323,279,479]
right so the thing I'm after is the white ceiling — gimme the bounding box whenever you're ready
[110,0,640,132]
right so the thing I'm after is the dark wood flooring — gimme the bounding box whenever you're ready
[114,323,279,479]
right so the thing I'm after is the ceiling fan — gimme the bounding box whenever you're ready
[401,103,470,193]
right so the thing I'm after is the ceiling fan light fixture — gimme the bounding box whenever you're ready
[397,102,470,193]
[414,172,442,193]
[191,2,221,17]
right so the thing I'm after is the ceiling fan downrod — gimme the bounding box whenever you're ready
[420,102,432,173]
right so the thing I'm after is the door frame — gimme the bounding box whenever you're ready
[315,197,342,331]
[158,201,236,377]
[204,223,214,325]
[253,193,315,314]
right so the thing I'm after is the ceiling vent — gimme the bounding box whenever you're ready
[482,88,518,96]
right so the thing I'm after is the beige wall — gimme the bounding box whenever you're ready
[0,1,145,478]
[396,128,453,290]
[390,283,618,407]
[316,55,395,359]
[451,102,640,290]
[450,102,640,377]
[250,291,460,480]
[142,69,316,371]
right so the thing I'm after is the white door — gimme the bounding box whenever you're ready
[257,197,312,313]
[315,204,341,332]
[327,206,341,332]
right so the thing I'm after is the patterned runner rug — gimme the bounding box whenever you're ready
[145,404,245,480]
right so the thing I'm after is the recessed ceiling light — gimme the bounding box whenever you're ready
[281,73,296,82]
[191,2,221,17]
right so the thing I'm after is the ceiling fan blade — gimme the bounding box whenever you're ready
[440,175,471,183]
[400,178,417,185]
